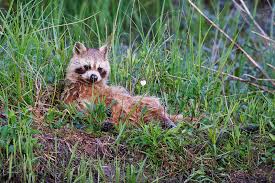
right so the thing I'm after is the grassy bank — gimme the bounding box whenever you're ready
[0,0,274,182]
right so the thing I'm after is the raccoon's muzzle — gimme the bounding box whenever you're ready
[90,74,98,83]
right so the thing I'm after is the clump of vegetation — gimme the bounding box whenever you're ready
[0,0,274,182]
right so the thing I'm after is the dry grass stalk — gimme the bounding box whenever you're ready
[198,65,275,94]
[188,0,275,87]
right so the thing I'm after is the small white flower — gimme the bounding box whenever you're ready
[140,80,146,86]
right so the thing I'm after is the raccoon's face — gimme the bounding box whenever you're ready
[66,42,110,85]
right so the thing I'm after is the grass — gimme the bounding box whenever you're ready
[0,0,274,182]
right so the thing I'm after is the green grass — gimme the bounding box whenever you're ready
[0,0,274,182]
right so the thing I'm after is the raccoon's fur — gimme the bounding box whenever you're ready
[61,42,181,128]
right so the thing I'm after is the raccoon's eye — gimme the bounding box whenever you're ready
[75,68,86,74]
[98,67,103,73]
[84,65,91,70]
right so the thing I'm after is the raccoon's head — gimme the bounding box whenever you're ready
[65,42,110,85]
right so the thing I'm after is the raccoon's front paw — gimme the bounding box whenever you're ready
[167,122,176,129]
[163,119,177,129]
[101,120,115,132]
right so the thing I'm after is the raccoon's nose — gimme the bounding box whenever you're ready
[90,74,98,83]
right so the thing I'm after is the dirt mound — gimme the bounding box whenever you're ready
[229,166,275,183]
[33,126,132,182]
[34,127,122,158]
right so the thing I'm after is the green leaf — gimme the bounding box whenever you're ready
[269,133,275,141]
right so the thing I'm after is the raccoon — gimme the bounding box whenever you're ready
[62,42,182,129]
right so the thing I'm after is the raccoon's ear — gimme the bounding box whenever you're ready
[73,42,87,55]
[99,34,113,59]
[99,44,110,60]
